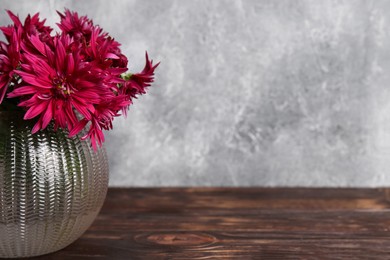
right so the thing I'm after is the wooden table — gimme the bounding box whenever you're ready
[35,188,390,259]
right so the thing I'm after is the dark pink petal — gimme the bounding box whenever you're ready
[105,53,119,59]
[75,79,96,88]
[54,100,66,128]
[0,84,7,103]
[55,37,66,71]
[72,99,92,120]
[64,102,78,128]
[20,63,33,72]
[14,71,51,88]
[41,100,53,129]
[29,34,46,56]
[18,94,40,107]
[7,86,36,97]
[74,91,100,102]
[24,101,47,119]
[109,67,128,75]
[31,120,42,134]
[69,118,88,137]
[0,54,10,63]
[45,44,55,65]
[66,53,74,75]
[0,26,12,37]
[33,59,56,78]
[0,75,9,89]
[6,10,22,27]
[90,28,98,57]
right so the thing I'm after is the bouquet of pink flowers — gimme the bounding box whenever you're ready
[0,10,158,150]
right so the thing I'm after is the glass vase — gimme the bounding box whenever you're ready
[0,112,109,258]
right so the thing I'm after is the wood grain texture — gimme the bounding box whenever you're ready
[33,188,390,259]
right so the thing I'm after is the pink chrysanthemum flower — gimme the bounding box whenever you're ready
[70,94,131,150]
[9,34,104,133]
[119,53,159,113]
[83,27,128,92]
[86,27,128,69]
[57,9,95,41]
[1,10,52,43]
[0,11,52,104]
[127,53,159,96]
[0,27,21,103]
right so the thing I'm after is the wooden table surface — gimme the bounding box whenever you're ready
[34,188,390,259]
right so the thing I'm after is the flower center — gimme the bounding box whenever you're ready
[53,77,73,95]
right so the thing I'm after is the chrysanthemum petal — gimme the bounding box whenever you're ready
[69,118,88,137]
[66,53,74,75]
[8,86,36,97]
[24,101,47,120]
[55,37,66,71]
[31,120,42,134]
[14,71,51,88]
[6,10,22,27]
[28,34,46,56]
[72,100,92,120]
[41,100,53,129]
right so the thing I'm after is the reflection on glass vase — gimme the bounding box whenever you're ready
[0,112,109,258]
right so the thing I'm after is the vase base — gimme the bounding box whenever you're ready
[0,210,99,258]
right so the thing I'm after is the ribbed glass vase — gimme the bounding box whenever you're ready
[0,112,109,258]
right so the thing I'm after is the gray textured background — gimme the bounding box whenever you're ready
[1,0,390,187]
